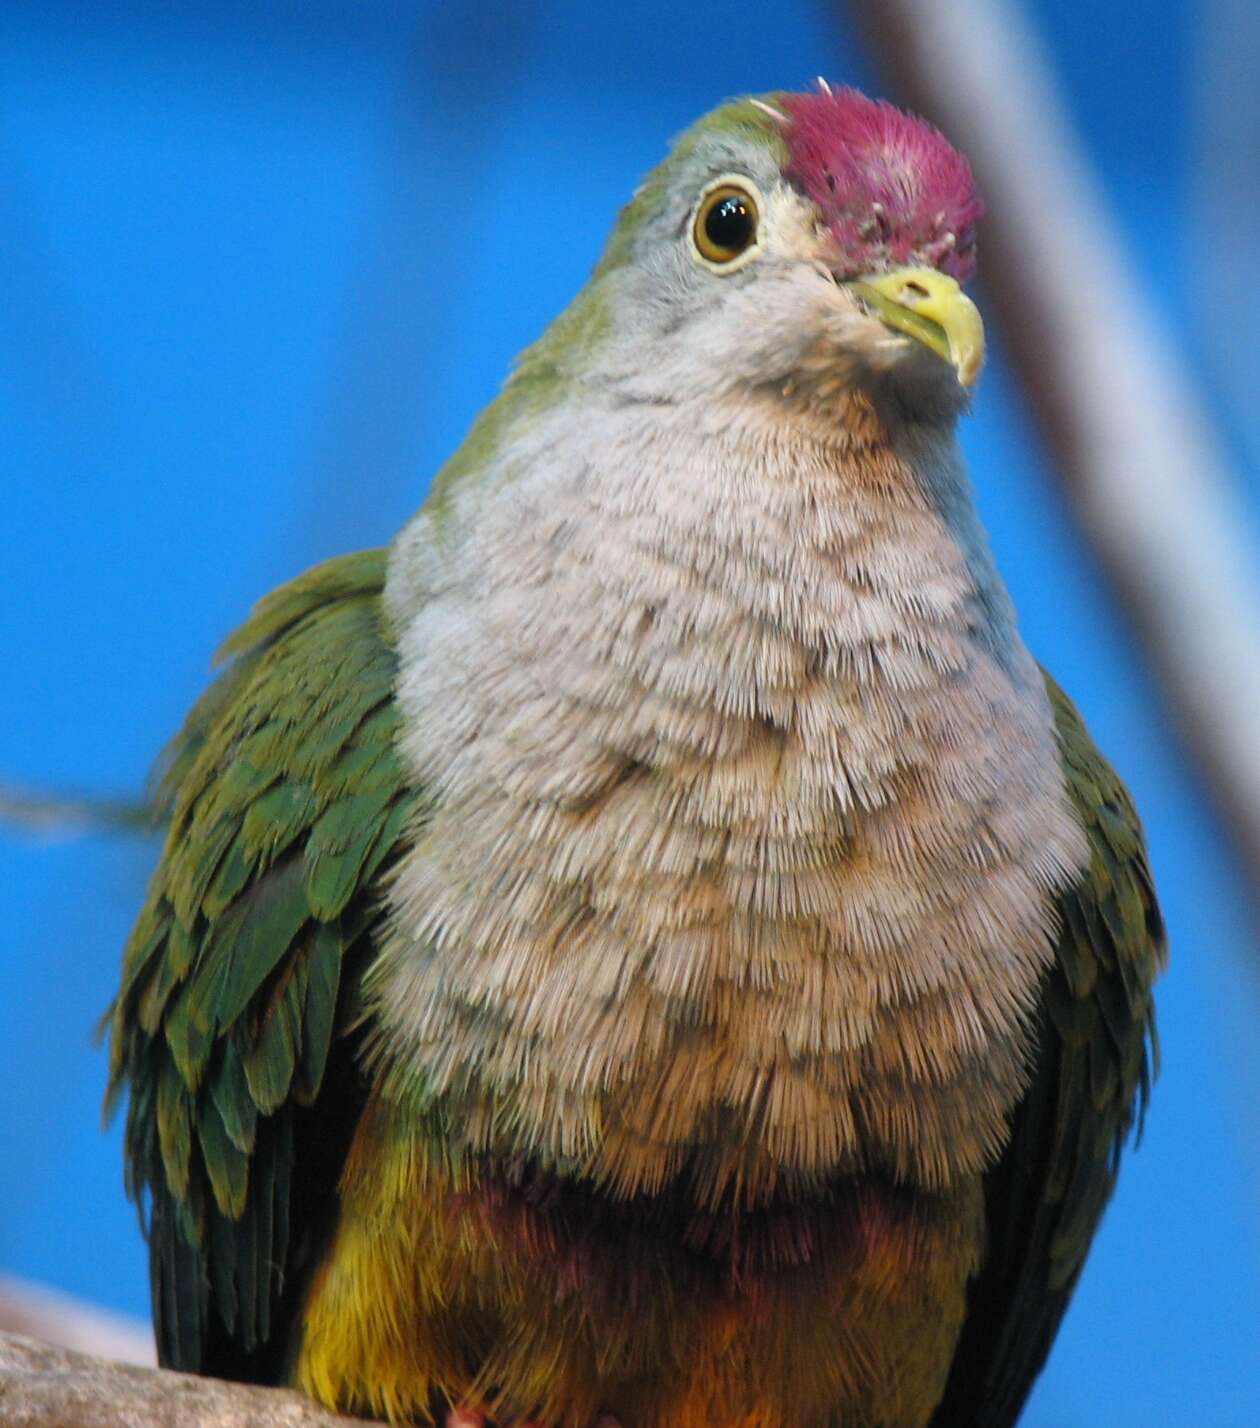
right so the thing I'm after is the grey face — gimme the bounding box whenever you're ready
[587,129,975,423]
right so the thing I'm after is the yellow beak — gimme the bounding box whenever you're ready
[846,267,985,387]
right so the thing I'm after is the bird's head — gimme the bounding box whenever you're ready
[575,83,986,423]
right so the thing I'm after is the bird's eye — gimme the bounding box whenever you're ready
[692,178,762,270]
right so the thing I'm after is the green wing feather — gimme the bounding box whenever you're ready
[931,672,1166,1428]
[106,549,420,1381]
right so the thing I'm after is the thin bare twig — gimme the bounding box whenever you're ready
[0,782,155,840]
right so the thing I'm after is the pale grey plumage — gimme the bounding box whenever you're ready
[374,122,1087,1202]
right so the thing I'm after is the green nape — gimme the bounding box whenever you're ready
[422,95,789,523]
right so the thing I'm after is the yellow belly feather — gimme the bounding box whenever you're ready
[296,1095,983,1428]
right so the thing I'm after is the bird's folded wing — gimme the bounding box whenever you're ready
[106,549,420,1381]
[930,671,1166,1428]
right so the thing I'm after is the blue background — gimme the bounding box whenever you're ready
[3,3,1259,1423]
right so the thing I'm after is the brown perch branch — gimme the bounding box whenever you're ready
[0,1329,375,1428]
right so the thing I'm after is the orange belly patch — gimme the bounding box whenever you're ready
[295,1097,984,1428]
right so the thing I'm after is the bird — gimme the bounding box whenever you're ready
[106,83,1165,1428]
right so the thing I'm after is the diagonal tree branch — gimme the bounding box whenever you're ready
[845,0,1260,909]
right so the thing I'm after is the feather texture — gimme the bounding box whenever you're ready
[929,673,1165,1428]
[106,549,420,1379]
[107,558,1164,1425]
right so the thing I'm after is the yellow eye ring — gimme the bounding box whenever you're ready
[692,177,762,270]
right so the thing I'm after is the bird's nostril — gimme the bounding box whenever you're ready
[903,280,931,300]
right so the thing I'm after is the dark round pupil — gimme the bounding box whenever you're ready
[705,195,754,252]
